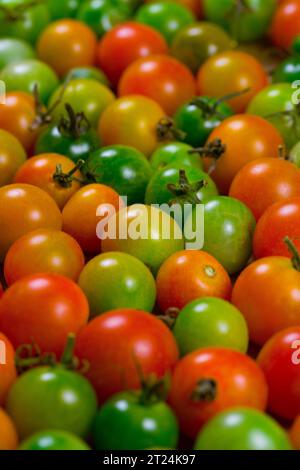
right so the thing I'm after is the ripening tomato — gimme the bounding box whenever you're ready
[62,183,122,255]
[97,22,168,87]
[75,308,179,402]
[98,96,166,157]
[229,158,300,221]
[0,273,89,357]
[257,327,300,421]
[271,0,300,50]
[156,250,232,313]
[19,431,90,450]
[0,130,27,187]
[4,229,85,285]
[0,184,62,261]
[290,416,300,450]
[0,408,18,451]
[253,197,300,259]
[197,51,268,113]
[14,153,82,209]
[0,332,17,406]
[119,55,196,116]
[203,115,284,194]
[37,19,97,77]
[168,348,268,439]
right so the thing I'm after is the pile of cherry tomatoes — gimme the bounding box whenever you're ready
[1,0,300,452]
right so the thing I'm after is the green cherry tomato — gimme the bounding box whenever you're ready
[173,297,249,356]
[203,0,277,42]
[171,22,234,74]
[83,145,152,205]
[93,391,179,450]
[48,79,115,126]
[77,0,130,37]
[194,408,292,450]
[135,1,195,44]
[78,252,156,316]
[174,96,234,148]
[150,143,204,172]
[66,66,110,87]
[19,430,91,450]
[290,141,300,168]
[273,56,300,84]
[48,0,82,20]
[0,59,59,103]
[292,36,300,55]
[6,366,98,439]
[0,38,35,70]
[247,83,300,150]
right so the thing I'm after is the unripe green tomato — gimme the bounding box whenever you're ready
[19,431,90,450]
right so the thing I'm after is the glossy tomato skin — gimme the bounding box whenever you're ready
[0,409,18,451]
[119,55,196,116]
[173,297,249,356]
[66,65,110,86]
[97,21,168,87]
[257,327,300,421]
[37,19,97,77]
[0,38,35,69]
[156,250,232,313]
[168,348,268,439]
[253,197,300,259]
[271,0,300,50]
[197,51,268,113]
[78,252,156,316]
[98,96,165,157]
[77,0,129,37]
[0,130,26,187]
[6,366,97,439]
[194,408,292,451]
[232,257,300,345]
[273,56,300,83]
[93,391,179,450]
[0,273,89,357]
[14,153,82,209]
[83,145,152,205]
[4,229,85,285]
[149,142,203,171]
[0,184,62,261]
[229,158,300,221]
[75,309,179,402]
[203,115,284,194]
[19,430,90,450]
[0,333,17,406]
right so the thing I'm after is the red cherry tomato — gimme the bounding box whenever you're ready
[271,0,300,50]
[0,332,17,406]
[0,273,89,357]
[75,308,179,403]
[169,348,268,439]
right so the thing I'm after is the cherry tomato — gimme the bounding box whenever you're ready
[0,273,89,356]
[0,38,35,69]
[149,142,203,171]
[75,308,179,402]
[0,184,62,261]
[19,430,90,450]
[0,129,26,187]
[271,0,300,50]
[4,229,85,285]
[6,365,97,439]
[62,183,122,255]
[195,408,292,450]
[77,0,130,37]
[197,51,268,113]
[14,153,82,209]
[101,204,185,274]
[229,158,300,221]
[290,416,300,450]
[0,332,17,406]
[37,19,97,78]
[173,297,249,356]
[273,55,300,83]
[66,65,110,86]
[78,252,156,316]
[135,1,195,44]
[98,95,165,157]
[168,348,268,439]
[48,0,82,20]
[203,115,284,194]
[253,197,300,259]
[257,327,300,421]
[156,250,232,313]
[97,21,168,87]
[0,408,18,451]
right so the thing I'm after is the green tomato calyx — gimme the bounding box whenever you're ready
[284,236,300,272]
[156,117,186,142]
[58,104,92,139]
[167,169,207,207]
[53,160,86,188]
[0,0,45,22]
[191,378,218,403]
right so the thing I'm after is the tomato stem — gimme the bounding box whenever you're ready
[0,0,45,22]
[191,378,218,402]
[167,169,207,207]
[157,308,180,329]
[156,117,186,142]
[52,160,86,188]
[284,237,300,271]
[58,104,91,139]
[190,138,226,160]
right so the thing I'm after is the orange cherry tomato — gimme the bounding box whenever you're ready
[0,129,27,187]
[4,229,85,285]
[197,51,268,113]
[0,332,17,407]
[156,250,232,313]
[229,158,300,220]
[37,19,97,77]
[62,183,122,255]
[290,415,300,450]
[0,408,18,450]
[203,115,284,194]
[14,153,82,209]
[271,0,300,50]
[253,197,300,259]
[118,55,196,116]
[0,184,62,261]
